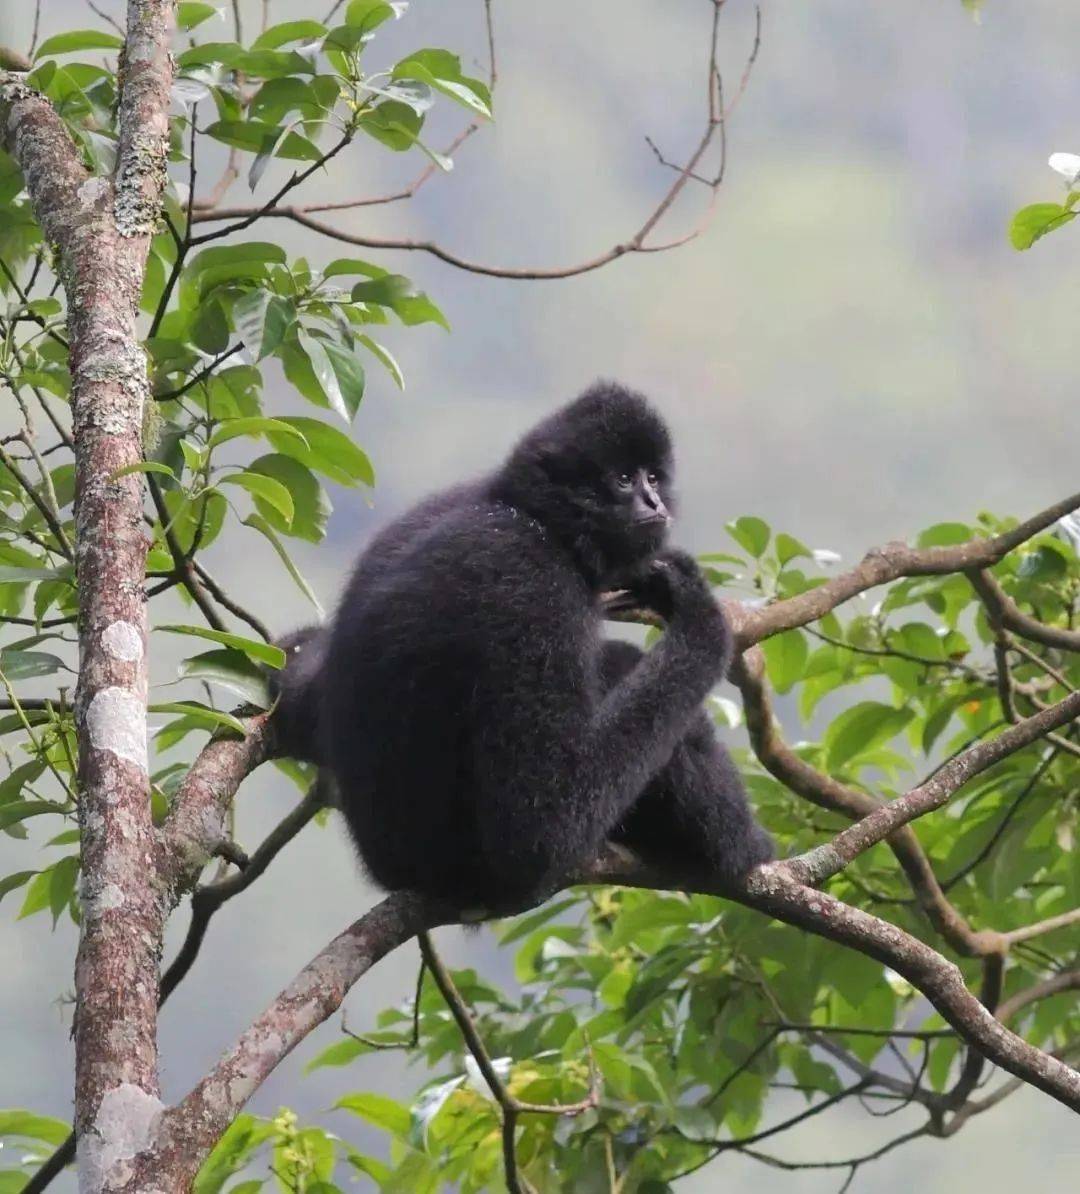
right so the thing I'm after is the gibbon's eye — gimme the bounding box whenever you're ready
[646,471,659,487]
[616,473,633,490]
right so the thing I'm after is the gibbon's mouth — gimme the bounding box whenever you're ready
[632,514,670,529]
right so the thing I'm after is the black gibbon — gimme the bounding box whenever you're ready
[271,382,772,909]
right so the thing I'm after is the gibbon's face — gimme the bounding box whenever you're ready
[603,461,672,553]
[554,443,674,567]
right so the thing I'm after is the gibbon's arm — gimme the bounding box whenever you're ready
[472,551,731,891]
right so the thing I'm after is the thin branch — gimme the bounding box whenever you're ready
[733,1125,931,1180]
[791,686,1080,886]
[990,621,1080,760]
[86,2,124,35]
[341,957,426,1051]
[153,344,243,402]
[731,492,1080,648]
[28,1,42,56]
[189,561,272,641]
[767,1022,955,1040]
[969,567,1080,654]
[996,970,1080,1023]
[419,929,600,1194]
[188,135,354,248]
[160,783,324,1000]
[670,1080,872,1171]
[191,0,750,278]
[145,473,227,631]
[0,441,73,559]
[1000,907,1080,948]
[940,746,1058,892]
[942,953,1004,1111]
[157,710,275,899]
[732,646,992,956]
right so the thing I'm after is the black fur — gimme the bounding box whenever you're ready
[600,641,773,878]
[277,381,771,909]
[267,625,327,764]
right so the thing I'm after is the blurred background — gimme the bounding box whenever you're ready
[1,0,1078,1188]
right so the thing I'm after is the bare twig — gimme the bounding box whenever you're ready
[191,0,753,279]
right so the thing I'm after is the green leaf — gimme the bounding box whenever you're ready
[110,461,178,482]
[177,2,219,30]
[158,489,227,555]
[760,629,808,694]
[253,20,328,49]
[191,299,230,353]
[35,30,123,59]
[346,0,397,27]
[187,242,288,276]
[194,1114,275,1194]
[334,1092,411,1138]
[608,897,696,949]
[0,1109,73,1145]
[357,335,404,389]
[726,515,771,558]
[249,76,328,123]
[0,800,67,833]
[1009,202,1076,250]
[244,515,324,615]
[296,330,365,421]
[0,870,36,906]
[179,44,314,78]
[204,119,279,156]
[915,522,972,548]
[392,49,492,119]
[19,854,79,926]
[350,275,448,328]
[0,649,67,679]
[499,896,582,945]
[208,416,308,449]
[231,291,294,360]
[157,624,284,668]
[305,1036,368,1072]
[323,257,384,280]
[248,455,329,542]
[178,649,269,706]
[218,471,296,526]
[357,100,424,153]
[672,1105,717,1143]
[0,565,66,583]
[824,702,915,769]
[0,761,46,805]
[1017,545,1067,581]
[148,702,248,735]
[775,532,810,567]
[266,416,375,487]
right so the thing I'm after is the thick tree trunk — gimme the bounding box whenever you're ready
[1,4,175,1189]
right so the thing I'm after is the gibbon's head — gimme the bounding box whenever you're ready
[494,381,676,580]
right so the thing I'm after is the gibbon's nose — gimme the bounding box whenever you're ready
[634,474,669,524]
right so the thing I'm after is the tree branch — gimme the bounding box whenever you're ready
[6,7,176,1187]
[130,836,1080,1186]
[419,929,599,1194]
[156,711,275,901]
[189,0,749,280]
[731,645,996,956]
[730,493,1080,648]
[969,567,1080,654]
[791,687,1080,886]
